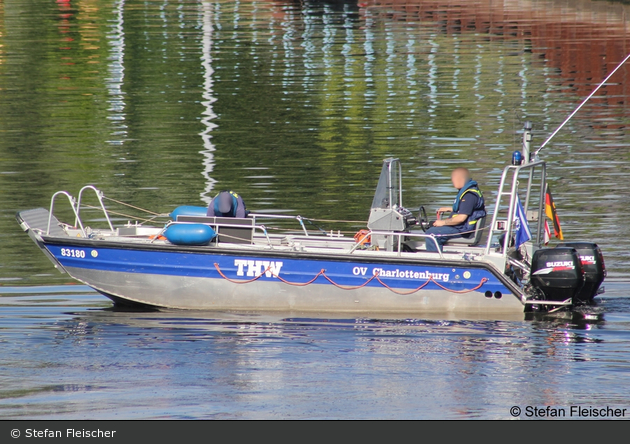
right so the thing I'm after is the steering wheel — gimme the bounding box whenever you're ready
[417,206,429,232]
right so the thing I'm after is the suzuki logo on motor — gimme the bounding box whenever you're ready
[534,260,575,276]
[234,259,283,278]
[580,255,596,265]
[545,261,574,268]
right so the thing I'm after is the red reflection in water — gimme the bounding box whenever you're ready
[57,0,75,81]
[360,0,630,111]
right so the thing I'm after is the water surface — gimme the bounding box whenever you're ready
[1,285,629,419]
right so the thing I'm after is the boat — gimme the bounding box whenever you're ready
[16,121,606,315]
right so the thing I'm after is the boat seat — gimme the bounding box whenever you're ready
[444,216,487,246]
[175,215,254,244]
[401,216,487,252]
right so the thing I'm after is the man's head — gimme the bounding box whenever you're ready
[451,167,471,190]
[217,191,234,214]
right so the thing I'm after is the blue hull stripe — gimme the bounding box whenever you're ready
[47,244,514,295]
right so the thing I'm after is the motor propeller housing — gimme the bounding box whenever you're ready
[558,242,606,303]
[530,247,585,303]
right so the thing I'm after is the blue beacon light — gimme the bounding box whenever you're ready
[512,150,522,165]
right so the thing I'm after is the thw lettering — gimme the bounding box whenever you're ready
[234,259,283,278]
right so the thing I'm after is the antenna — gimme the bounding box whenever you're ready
[535,52,630,157]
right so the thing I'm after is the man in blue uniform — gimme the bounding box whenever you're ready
[425,167,486,252]
[207,190,249,218]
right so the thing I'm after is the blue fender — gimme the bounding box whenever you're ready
[164,224,216,246]
[170,205,208,219]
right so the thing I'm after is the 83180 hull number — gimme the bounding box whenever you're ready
[60,248,86,259]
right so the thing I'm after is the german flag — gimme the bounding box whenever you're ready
[545,183,564,240]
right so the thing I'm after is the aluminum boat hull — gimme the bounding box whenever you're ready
[34,237,524,313]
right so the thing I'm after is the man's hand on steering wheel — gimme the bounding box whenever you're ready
[417,206,429,232]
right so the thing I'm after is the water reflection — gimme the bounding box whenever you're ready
[0,292,626,419]
[106,0,127,147]
[199,1,218,203]
[1,0,630,282]
[359,0,630,94]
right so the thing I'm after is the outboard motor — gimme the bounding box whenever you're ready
[530,247,585,303]
[558,242,606,303]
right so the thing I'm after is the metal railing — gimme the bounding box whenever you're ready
[75,185,115,232]
[47,187,116,238]
[47,191,85,237]
[155,219,274,247]
[248,213,309,236]
[484,160,546,256]
[45,187,492,261]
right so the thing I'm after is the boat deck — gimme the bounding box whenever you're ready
[19,207,497,265]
